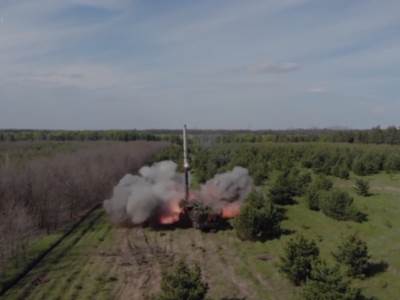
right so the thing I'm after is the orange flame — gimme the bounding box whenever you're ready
[159,199,183,225]
[221,202,241,219]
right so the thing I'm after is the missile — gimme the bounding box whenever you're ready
[183,124,190,201]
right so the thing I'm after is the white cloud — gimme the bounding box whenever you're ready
[307,87,327,94]
[250,62,301,74]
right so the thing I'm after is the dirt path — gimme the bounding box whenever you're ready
[2,213,275,300]
[111,227,266,300]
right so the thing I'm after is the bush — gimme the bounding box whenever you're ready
[313,175,333,191]
[248,161,269,185]
[305,175,333,211]
[279,235,320,285]
[291,169,312,196]
[384,153,400,172]
[233,191,282,241]
[302,261,367,300]
[354,179,370,197]
[154,260,208,300]
[332,164,350,179]
[333,234,370,278]
[268,170,297,204]
[305,187,321,211]
[320,189,365,222]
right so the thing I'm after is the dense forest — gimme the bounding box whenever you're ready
[0,141,166,274]
[2,126,400,145]
[158,141,400,185]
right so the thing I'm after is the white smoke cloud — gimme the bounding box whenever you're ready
[199,166,253,211]
[103,161,253,226]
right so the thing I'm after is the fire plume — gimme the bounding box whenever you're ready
[159,199,183,225]
[221,202,241,218]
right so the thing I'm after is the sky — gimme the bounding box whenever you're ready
[0,0,399,130]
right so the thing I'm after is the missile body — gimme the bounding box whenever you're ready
[183,125,190,201]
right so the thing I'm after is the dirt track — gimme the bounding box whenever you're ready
[2,210,277,300]
[112,227,257,300]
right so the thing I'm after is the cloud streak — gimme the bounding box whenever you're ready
[250,62,301,74]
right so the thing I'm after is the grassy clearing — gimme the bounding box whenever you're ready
[1,210,118,300]
[0,233,62,292]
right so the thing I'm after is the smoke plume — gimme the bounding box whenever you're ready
[103,161,253,226]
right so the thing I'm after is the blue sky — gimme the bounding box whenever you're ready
[0,0,399,129]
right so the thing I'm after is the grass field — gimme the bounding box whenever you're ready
[1,172,399,300]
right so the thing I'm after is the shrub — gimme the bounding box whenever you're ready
[279,235,320,285]
[304,175,333,211]
[332,164,350,179]
[305,187,321,211]
[352,158,367,176]
[354,179,370,197]
[154,260,208,300]
[384,153,400,172]
[302,261,367,300]
[313,175,333,191]
[320,189,365,222]
[333,234,370,278]
[291,169,312,196]
[233,191,282,241]
[268,170,297,204]
[248,161,269,185]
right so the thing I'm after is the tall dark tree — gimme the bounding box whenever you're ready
[155,260,208,300]
[302,261,367,300]
[279,235,320,285]
[269,170,297,205]
[233,191,282,241]
[333,234,371,278]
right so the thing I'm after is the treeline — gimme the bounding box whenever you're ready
[121,125,400,145]
[0,141,166,273]
[187,142,400,184]
[0,129,173,142]
[215,126,400,145]
[3,126,400,145]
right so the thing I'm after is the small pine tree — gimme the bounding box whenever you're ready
[302,261,367,300]
[354,178,370,197]
[332,164,350,179]
[279,235,320,285]
[305,187,321,211]
[269,170,297,204]
[333,234,370,278]
[304,175,333,211]
[320,189,365,222]
[313,175,333,191]
[233,191,282,241]
[155,260,208,300]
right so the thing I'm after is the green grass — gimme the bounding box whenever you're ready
[0,233,62,292]
[1,210,117,300]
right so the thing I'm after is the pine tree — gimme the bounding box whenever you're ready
[302,261,367,300]
[155,260,208,300]
[279,235,320,285]
[233,191,282,241]
[333,234,370,278]
[354,179,370,197]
